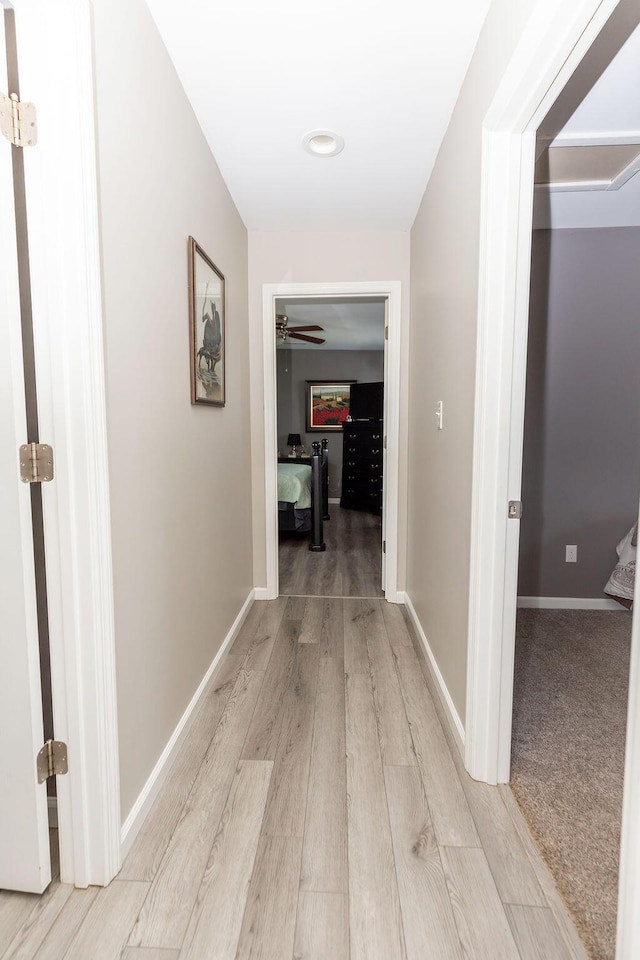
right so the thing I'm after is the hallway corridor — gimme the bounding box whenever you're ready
[1,598,588,959]
[279,509,384,598]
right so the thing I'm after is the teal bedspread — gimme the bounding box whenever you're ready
[277,462,312,509]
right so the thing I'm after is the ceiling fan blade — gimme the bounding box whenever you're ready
[290,333,325,344]
[288,325,324,333]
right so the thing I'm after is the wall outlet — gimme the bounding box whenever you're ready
[436,400,443,430]
[565,544,577,563]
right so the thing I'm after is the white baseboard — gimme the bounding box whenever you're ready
[120,589,255,858]
[394,590,406,603]
[328,497,340,504]
[253,586,272,601]
[403,594,465,756]
[517,596,625,611]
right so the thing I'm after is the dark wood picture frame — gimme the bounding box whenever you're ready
[305,380,356,431]
[189,236,225,406]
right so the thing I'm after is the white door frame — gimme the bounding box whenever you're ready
[261,281,402,602]
[13,0,120,886]
[465,0,639,955]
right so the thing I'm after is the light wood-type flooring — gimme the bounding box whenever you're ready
[0,598,589,960]
[279,506,384,598]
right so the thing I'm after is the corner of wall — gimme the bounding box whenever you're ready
[120,589,255,858]
[403,593,465,757]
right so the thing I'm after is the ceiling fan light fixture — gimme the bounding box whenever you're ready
[275,312,325,346]
[275,314,288,342]
[302,129,344,158]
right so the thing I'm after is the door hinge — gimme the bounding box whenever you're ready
[384,435,387,450]
[383,539,386,554]
[508,500,523,519]
[37,740,68,784]
[19,443,54,483]
[384,326,389,341]
[0,91,37,148]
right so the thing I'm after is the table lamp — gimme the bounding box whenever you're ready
[287,433,302,457]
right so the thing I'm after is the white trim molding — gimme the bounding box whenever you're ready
[536,132,640,193]
[543,131,640,148]
[466,0,624,786]
[404,594,465,758]
[261,281,403,603]
[517,596,626,611]
[121,591,255,858]
[618,539,640,959]
[14,0,120,886]
[467,0,640,956]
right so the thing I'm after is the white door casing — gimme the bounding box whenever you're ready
[381,296,390,592]
[466,0,639,956]
[11,0,121,886]
[0,9,51,894]
[467,0,625,782]
[261,281,402,603]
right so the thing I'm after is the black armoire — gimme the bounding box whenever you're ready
[340,420,383,514]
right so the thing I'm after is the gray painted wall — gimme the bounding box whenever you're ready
[276,349,384,498]
[518,227,640,599]
[408,0,538,724]
[93,0,252,819]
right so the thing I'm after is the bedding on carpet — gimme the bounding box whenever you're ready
[604,522,636,607]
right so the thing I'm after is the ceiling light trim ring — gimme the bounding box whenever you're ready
[302,129,344,158]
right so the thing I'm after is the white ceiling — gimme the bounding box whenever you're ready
[144,0,492,231]
[535,17,640,229]
[275,297,385,351]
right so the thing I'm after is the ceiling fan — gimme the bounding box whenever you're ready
[276,313,325,345]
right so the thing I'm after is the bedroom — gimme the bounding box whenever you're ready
[274,296,386,598]
[510,11,640,958]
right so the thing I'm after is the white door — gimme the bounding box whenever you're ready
[0,10,52,894]
[381,297,389,592]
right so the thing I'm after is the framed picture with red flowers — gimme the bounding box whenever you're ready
[305,380,356,431]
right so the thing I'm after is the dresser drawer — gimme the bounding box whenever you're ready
[341,421,383,515]
[344,431,382,446]
[343,475,381,492]
[340,490,382,513]
[345,458,382,473]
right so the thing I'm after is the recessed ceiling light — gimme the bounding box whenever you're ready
[302,129,344,158]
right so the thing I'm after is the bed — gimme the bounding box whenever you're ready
[604,522,636,608]
[278,461,313,531]
[277,440,329,551]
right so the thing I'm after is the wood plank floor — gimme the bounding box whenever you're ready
[279,507,384,598]
[0,598,588,960]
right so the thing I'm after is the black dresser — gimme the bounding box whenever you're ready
[340,421,383,514]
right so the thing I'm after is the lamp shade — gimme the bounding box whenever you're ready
[287,433,302,447]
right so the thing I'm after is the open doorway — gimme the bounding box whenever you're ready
[275,296,386,598]
[261,280,403,604]
[467,1,640,957]
[509,16,640,957]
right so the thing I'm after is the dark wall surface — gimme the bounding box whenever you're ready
[518,227,640,598]
[276,349,384,498]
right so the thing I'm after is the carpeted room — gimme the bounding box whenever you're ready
[511,607,631,960]
[512,225,640,960]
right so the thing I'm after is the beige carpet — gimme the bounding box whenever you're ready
[511,608,632,960]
